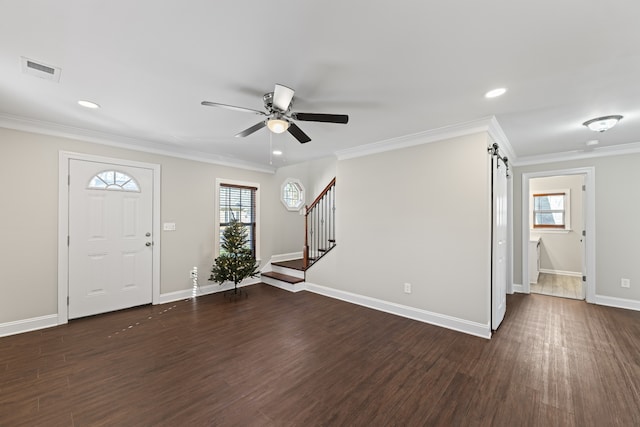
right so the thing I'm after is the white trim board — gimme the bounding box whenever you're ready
[593,294,640,312]
[261,276,307,293]
[58,151,162,325]
[513,140,640,167]
[269,252,304,263]
[512,284,526,294]
[271,281,491,339]
[336,116,514,165]
[158,278,261,304]
[0,114,275,174]
[0,314,58,338]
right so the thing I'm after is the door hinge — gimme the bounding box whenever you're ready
[67,235,70,246]
[582,276,587,282]
[67,296,69,305]
[582,230,586,237]
[68,175,71,186]
[582,184,586,191]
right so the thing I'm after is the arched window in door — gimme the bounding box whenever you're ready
[88,170,140,192]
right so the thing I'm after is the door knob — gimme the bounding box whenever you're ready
[146,242,152,247]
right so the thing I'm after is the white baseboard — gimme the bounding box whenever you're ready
[0,314,59,338]
[512,283,527,294]
[304,282,491,339]
[158,278,261,304]
[270,252,303,263]
[539,269,582,277]
[593,294,640,312]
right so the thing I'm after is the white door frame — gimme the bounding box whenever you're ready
[521,167,595,302]
[58,151,161,324]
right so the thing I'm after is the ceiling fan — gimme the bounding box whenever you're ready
[201,84,349,144]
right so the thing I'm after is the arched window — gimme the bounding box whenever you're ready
[88,170,140,192]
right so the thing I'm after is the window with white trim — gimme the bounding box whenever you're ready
[280,178,305,211]
[532,190,570,230]
[217,181,259,257]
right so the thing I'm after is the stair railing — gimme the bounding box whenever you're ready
[304,177,336,269]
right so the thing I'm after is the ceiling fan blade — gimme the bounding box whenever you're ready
[235,121,266,138]
[201,101,266,116]
[288,123,311,144]
[273,84,295,112]
[292,112,349,124]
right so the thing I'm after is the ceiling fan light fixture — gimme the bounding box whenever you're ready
[267,118,290,134]
[582,115,623,132]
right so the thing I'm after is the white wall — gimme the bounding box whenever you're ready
[529,174,583,274]
[513,153,640,304]
[0,127,298,324]
[306,133,492,326]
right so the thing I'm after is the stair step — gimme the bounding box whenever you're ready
[271,259,305,271]
[261,271,304,284]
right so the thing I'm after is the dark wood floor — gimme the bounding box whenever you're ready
[2,285,640,426]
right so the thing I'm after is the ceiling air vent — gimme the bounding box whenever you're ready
[21,56,61,82]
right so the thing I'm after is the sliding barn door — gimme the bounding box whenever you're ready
[491,155,508,330]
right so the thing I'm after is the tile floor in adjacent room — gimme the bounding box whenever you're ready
[531,272,583,300]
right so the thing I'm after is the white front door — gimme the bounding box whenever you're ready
[68,159,154,319]
[492,156,508,330]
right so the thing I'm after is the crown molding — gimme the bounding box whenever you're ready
[336,116,514,162]
[512,140,640,166]
[487,116,517,162]
[0,113,276,174]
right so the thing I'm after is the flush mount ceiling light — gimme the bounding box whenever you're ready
[272,150,283,156]
[267,118,290,134]
[582,115,623,132]
[485,88,507,98]
[78,100,100,109]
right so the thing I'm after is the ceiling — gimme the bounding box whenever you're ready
[1,1,639,171]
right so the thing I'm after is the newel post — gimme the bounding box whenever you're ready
[303,204,309,269]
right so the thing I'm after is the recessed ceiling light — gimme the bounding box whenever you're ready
[78,100,100,109]
[272,150,283,156]
[586,139,599,147]
[485,88,507,98]
[582,115,623,132]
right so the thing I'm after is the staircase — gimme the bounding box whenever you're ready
[260,259,306,292]
[304,177,336,269]
[261,178,336,290]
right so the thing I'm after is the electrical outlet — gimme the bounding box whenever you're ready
[621,278,630,288]
[404,283,412,294]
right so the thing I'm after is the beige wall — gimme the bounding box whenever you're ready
[513,153,640,302]
[0,127,302,324]
[529,174,583,273]
[270,156,337,256]
[306,133,492,324]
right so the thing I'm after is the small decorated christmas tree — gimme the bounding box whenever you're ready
[210,217,259,295]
